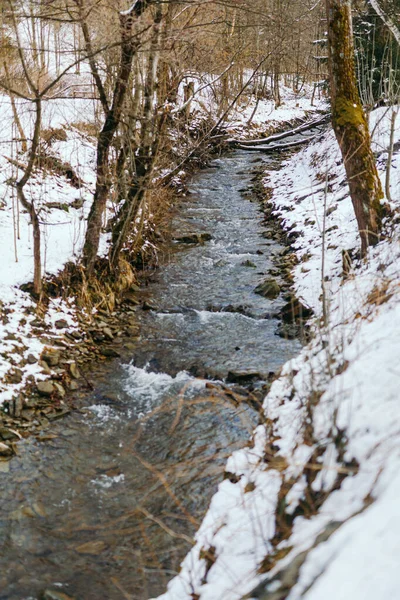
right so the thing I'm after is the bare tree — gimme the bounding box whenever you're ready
[81,0,152,275]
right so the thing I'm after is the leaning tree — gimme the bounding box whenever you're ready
[325,0,389,255]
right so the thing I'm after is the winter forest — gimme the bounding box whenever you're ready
[0,0,399,598]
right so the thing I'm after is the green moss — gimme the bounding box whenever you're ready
[334,97,366,129]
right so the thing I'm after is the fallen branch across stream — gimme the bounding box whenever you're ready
[231,113,330,147]
[236,132,323,153]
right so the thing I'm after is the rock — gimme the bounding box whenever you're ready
[39,360,52,375]
[102,327,114,341]
[281,298,313,323]
[36,381,55,396]
[5,332,17,341]
[174,232,212,244]
[69,330,82,340]
[89,329,105,342]
[41,589,75,600]
[242,260,256,268]
[21,408,35,421]
[100,348,120,358]
[276,323,299,340]
[10,394,23,418]
[68,380,80,391]
[69,362,80,379]
[122,291,140,306]
[227,371,261,384]
[54,319,69,329]
[0,442,13,457]
[75,540,107,555]
[7,368,23,384]
[142,301,157,311]
[53,382,66,398]
[255,279,280,300]
[41,349,60,367]
[27,354,37,364]
[0,428,20,441]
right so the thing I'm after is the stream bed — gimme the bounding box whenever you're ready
[0,152,301,600]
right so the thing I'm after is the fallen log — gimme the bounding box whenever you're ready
[236,133,322,153]
[233,113,330,147]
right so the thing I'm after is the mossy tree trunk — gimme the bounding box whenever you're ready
[326,0,387,255]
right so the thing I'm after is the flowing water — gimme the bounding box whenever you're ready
[0,152,301,600]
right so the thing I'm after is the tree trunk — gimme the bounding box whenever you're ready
[16,97,42,297]
[326,0,387,255]
[82,2,150,275]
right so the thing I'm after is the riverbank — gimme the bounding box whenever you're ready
[155,106,400,600]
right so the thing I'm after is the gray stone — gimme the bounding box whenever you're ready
[0,442,13,457]
[53,382,66,398]
[27,353,37,364]
[36,381,55,396]
[0,428,19,441]
[100,348,120,358]
[41,350,60,367]
[54,319,69,329]
[174,232,212,244]
[69,362,80,379]
[255,279,281,300]
[102,327,114,341]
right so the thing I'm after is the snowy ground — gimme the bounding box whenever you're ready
[0,84,322,407]
[154,106,400,600]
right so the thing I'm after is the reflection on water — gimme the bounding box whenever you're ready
[0,152,301,599]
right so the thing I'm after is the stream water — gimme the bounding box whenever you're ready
[0,152,301,600]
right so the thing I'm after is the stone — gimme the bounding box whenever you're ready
[27,353,37,364]
[142,301,156,311]
[0,428,20,441]
[122,291,140,306]
[54,319,69,329]
[39,360,52,375]
[37,381,55,396]
[69,362,80,379]
[276,324,298,339]
[174,232,212,244]
[102,327,114,341]
[69,330,82,340]
[100,348,120,358]
[89,329,105,342]
[226,371,261,384]
[242,260,256,268]
[7,368,23,384]
[10,394,23,418]
[53,382,66,398]
[281,298,313,323]
[255,279,281,300]
[68,380,80,391]
[41,349,60,367]
[0,442,13,457]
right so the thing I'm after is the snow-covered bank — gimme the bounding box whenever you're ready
[155,106,400,600]
[0,87,323,409]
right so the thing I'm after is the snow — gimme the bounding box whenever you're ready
[0,96,97,404]
[154,105,400,600]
